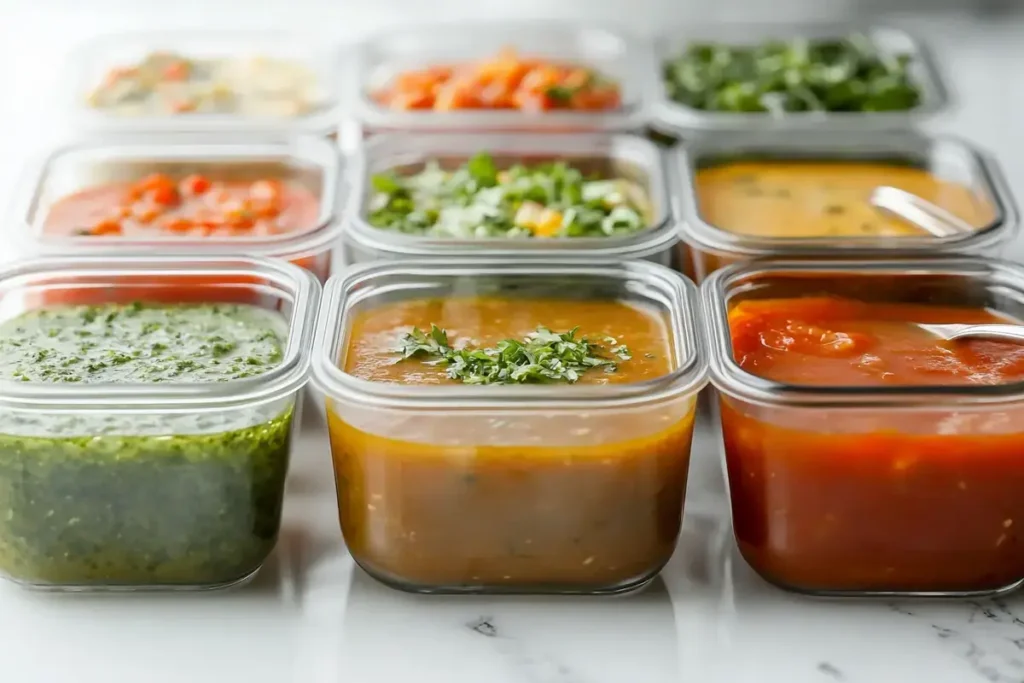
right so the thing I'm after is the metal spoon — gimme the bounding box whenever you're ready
[918,323,1024,343]
[870,186,976,238]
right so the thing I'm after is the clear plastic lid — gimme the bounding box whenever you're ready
[651,23,949,134]
[345,131,677,261]
[344,22,649,133]
[12,134,343,265]
[63,31,343,136]
[674,129,1017,259]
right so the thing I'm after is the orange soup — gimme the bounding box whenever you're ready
[697,161,995,238]
[326,296,696,593]
[723,296,1024,594]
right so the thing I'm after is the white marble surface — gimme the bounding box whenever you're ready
[2,3,1024,682]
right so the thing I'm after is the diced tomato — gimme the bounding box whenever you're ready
[180,174,211,196]
[147,184,179,207]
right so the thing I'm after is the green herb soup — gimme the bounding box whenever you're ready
[0,302,294,588]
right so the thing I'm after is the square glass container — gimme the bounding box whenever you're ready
[674,129,1017,283]
[12,135,343,282]
[63,31,343,136]
[651,23,949,135]
[0,255,319,591]
[310,259,708,594]
[703,257,1024,597]
[344,22,649,133]
[344,132,678,265]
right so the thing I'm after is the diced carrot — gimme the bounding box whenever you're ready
[162,61,190,81]
[90,219,122,236]
[180,174,211,195]
[170,99,197,113]
[161,218,195,233]
[133,204,162,223]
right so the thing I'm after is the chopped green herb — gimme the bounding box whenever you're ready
[396,324,627,385]
[663,34,922,114]
[368,152,650,239]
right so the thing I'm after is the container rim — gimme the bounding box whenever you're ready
[702,256,1024,409]
[344,131,679,259]
[311,258,709,410]
[673,130,1018,257]
[650,22,950,134]
[0,255,320,411]
[62,29,345,136]
[10,135,346,260]
[344,20,651,132]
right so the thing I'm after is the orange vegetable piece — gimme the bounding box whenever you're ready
[161,217,195,233]
[162,61,190,81]
[90,219,122,236]
[180,174,211,195]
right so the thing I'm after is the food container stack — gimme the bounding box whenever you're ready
[0,18,1019,599]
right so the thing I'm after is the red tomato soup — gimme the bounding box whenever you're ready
[43,173,320,239]
[723,296,1024,594]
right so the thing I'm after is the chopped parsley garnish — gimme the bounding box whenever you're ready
[396,324,628,385]
[368,152,650,239]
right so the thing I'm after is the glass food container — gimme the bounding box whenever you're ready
[343,132,677,265]
[63,31,343,136]
[343,22,649,134]
[703,257,1024,597]
[674,129,1017,283]
[651,23,948,135]
[310,259,708,594]
[0,255,319,591]
[13,135,342,283]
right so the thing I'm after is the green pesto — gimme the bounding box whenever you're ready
[0,302,284,384]
[0,302,294,588]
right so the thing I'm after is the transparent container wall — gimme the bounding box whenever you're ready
[65,31,343,135]
[349,23,648,132]
[652,24,948,134]
[322,268,700,594]
[345,132,674,264]
[714,265,1024,596]
[0,263,306,590]
[680,132,1013,283]
[18,138,340,282]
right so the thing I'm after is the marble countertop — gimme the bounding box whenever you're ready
[2,4,1024,682]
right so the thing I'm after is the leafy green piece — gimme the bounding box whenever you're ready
[466,152,499,187]
[366,154,650,239]
[662,33,923,114]
[396,325,625,384]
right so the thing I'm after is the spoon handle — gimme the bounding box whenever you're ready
[871,186,975,238]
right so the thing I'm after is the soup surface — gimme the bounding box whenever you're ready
[697,161,995,238]
[326,296,695,592]
[722,295,1024,594]
[730,296,1024,386]
[44,173,319,239]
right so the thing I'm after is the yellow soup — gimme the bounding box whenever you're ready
[325,297,696,593]
[696,161,995,238]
